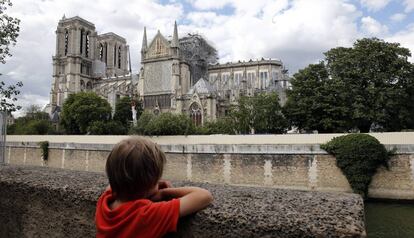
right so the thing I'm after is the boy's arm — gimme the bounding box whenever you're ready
[161,187,213,217]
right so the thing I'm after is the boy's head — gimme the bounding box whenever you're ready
[105,137,166,201]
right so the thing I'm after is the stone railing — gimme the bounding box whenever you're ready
[5,135,414,200]
[0,165,366,237]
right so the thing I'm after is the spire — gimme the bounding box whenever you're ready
[171,21,179,48]
[141,27,147,52]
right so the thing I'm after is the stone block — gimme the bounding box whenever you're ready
[163,153,188,181]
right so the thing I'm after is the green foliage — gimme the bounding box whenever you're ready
[321,134,392,198]
[285,38,414,132]
[38,141,49,161]
[284,62,351,133]
[0,1,21,113]
[231,92,287,134]
[199,117,236,135]
[7,105,55,135]
[60,92,111,134]
[0,80,23,112]
[113,96,143,126]
[130,112,195,136]
[88,120,127,135]
[0,0,20,64]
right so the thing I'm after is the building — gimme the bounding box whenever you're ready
[46,15,137,116]
[47,16,290,125]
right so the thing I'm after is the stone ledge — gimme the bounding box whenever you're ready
[6,141,414,154]
[0,165,366,237]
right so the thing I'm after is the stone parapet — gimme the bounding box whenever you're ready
[0,165,366,238]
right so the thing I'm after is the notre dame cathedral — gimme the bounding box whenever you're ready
[47,16,290,125]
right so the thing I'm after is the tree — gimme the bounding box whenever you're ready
[130,112,195,136]
[200,117,236,135]
[113,96,143,126]
[324,38,414,132]
[0,0,21,112]
[60,92,111,134]
[284,62,351,133]
[7,105,55,135]
[0,80,23,112]
[285,38,414,132]
[0,0,19,64]
[88,120,127,135]
[231,92,288,134]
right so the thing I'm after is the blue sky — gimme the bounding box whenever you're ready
[1,0,414,116]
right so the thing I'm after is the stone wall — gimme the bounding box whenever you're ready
[0,165,366,238]
[5,134,414,200]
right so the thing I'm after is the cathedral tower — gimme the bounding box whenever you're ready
[50,16,98,109]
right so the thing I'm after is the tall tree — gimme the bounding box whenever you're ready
[60,92,111,134]
[285,38,414,132]
[232,92,287,134]
[284,62,351,133]
[113,96,142,125]
[0,0,19,64]
[0,0,22,113]
[325,38,414,132]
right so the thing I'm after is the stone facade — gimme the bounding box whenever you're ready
[46,16,290,125]
[46,16,137,116]
[139,22,291,125]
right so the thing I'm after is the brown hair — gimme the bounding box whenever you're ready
[105,137,166,201]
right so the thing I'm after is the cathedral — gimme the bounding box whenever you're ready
[47,16,290,125]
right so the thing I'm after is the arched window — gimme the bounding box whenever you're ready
[80,80,85,91]
[85,32,90,57]
[80,29,84,55]
[86,81,92,90]
[118,46,122,69]
[114,44,117,66]
[104,43,108,64]
[64,30,69,55]
[190,103,202,126]
[99,43,104,61]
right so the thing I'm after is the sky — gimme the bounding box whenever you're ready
[1,0,414,116]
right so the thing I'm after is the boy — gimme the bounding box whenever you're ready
[95,137,213,238]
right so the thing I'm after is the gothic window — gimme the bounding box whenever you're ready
[80,29,84,55]
[86,81,92,90]
[81,61,92,76]
[118,46,122,69]
[99,43,104,61]
[190,103,202,126]
[80,80,85,91]
[64,30,69,56]
[104,43,108,64]
[156,38,163,54]
[85,32,90,58]
[114,45,117,66]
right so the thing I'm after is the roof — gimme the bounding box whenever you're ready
[187,78,215,95]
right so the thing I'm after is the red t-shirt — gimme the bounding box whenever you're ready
[95,189,180,238]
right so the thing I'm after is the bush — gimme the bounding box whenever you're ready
[8,119,55,135]
[321,134,393,198]
[88,120,127,135]
[38,141,49,161]
[130,112,194,136]
[200,117,236,135]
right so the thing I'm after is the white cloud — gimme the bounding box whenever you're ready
[360,16,388,36]
[1,0,183,116]
[2,0,413,117]
[402,0,414,12]
[387,24,414,63]
[390,13,406,22]
[360,0,392,11]
[188,0,233,10]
